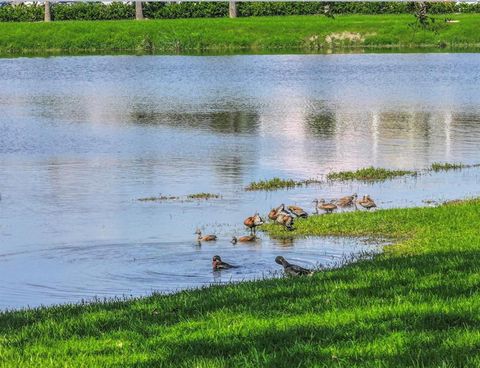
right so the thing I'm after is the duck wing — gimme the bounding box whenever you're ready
[285,264,312,276]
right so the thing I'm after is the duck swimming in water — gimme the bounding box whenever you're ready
[244,213,264,235]
[358,195,377,210]
[231,235,257,244]
[195,229,217,242]
[275,256,313,276]
[212,255,238,270]
[313,199,337,214]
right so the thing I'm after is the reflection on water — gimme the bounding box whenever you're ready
[1,54,480,309]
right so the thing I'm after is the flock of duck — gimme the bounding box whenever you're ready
[196,194,378,276]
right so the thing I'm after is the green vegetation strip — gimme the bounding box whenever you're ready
[327,166,416,181]
[430,162,468,172]
[2,200,480,366]
[138,193,220,201]
[1,14,480,55]
[245,177,320,191]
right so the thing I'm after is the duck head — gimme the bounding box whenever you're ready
[231,237,238,244]
[212,255,222,268]
[352,193,358,200]
[275,256,287,266]
[194,229,202,236]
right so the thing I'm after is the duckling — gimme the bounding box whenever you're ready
[244,213,264,235]
[195,229,217,242]
[287,205,308,219]
[275,212,295,231]
[231,235,257,244]
[358,195,377,210]
[337,193,358,207]
[212,255,238,270]
[275,256,313,276]
[313,199,337,214]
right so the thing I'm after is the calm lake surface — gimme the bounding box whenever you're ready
[1,53,480,310]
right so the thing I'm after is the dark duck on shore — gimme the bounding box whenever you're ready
[336,194,358,207]
[244,213,264,235]
[313,199,337,214]
[275,256,313,276]
[231,235,256,244]
[358,195,377,210]
[195,229,217,242]
[212,255,238,270]
[287,205,308,218]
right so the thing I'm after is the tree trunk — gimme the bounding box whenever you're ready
[135,1,144,20]
[229,1,237,18]
[44,0,51,22]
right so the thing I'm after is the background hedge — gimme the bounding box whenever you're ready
[1,1,479,22]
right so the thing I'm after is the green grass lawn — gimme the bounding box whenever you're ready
[1,14,480,54]
[1,199,480,367]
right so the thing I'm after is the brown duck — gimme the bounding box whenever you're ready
[275,212,295,231]
[358,195,377,210]
[244,213,264,235]
[231,235,256,244]
[313,199,337,214]
[287,205,308,218]
[337,193,358,207]
[195,229,217,242]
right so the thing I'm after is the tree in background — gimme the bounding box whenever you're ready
[229,1,237,18]
[135,1,143,20]
[44,0,51,22]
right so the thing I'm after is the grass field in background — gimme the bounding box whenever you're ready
[1,14,480,55]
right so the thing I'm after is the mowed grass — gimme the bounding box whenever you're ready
[2,200,480,367]
[1,14,480,54]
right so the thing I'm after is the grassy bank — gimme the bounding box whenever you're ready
[1,14,480,55]
[2,200,480,367]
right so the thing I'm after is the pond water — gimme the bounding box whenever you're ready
[1,53,480,310]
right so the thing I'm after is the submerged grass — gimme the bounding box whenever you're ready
[2,200,480,367]
[186,193,221,200]
[138,193,221,201]
[430,162,467,172]
[138,195,180,202]
[327,166,415,181]
[1,14,480,55]
[245,177,320,191]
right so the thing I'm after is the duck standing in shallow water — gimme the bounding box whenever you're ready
[358,195,377,210]
[275,256,313,276]
[212,255,238,270]
[231,235,256,244]
[244,213,264,235]
[337,194,358,208]
[287,205,308,218]
[195,229,217,242]
[313,199,337,214]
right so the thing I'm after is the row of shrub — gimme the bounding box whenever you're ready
[1,1,480,22]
